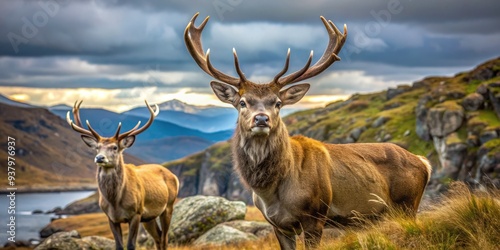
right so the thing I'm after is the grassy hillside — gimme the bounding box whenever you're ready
[37,182,500,249]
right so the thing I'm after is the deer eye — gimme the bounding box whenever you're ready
[113,146,118,151]
[239,100,246,108]
[276,101,282,109]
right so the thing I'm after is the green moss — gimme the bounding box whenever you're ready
[482,138,500,157]
[434,100,463,111]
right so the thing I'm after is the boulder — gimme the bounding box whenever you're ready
[387,85,411,100]
[35,230,114,250]
[487,86,500,119]
[222,220,274,238]
[168,195,246,244]
[372,116,390,128]
[426,102,464,137]
[415,95,432,141]
[348,127,365,142]
[479,130,498,145]
[193,225,257,247]
[39,224,64,238]
[461,93,484,111]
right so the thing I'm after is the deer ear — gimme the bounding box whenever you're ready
[120,135,135,149]
[279,83,310,106]
[81,135,98,149]
[210,81,240,106]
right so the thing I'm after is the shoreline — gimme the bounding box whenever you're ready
[0,185,97,194]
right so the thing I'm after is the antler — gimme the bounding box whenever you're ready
[184,13,246,88]
[115,100,159,141]
[66,100,101,140]
[274,16,347,88]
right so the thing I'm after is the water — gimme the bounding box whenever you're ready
[0,190,95,245]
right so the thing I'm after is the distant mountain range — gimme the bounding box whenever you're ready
[0,102,145,191]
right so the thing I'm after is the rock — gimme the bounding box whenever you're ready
[479,130,498,145]
[415,95,432,141]
[426,102,464,137]
[387,85,411,100]
[46,207,62,214]
[412,79,431,89]
[32,209,44,214]
[469,67,495,82]
[383,134,392,142]
[461,93,484,111]
[40,224,64,238]
[487,87,500,119]
[35,230,114,250]
[193,225,257,247]
[348,127,365,141]
[81,236,115,249]
[476,83,489,96]
[168,195,246,244]
[403,130,411,137]
[467,135,479,147]
[372,116,390,128]
[446,91,466,99]
[222,220,274,238]
[383,102,403,110]
[57,192,100,215]
[35,230,86,250]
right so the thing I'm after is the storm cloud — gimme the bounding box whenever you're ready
[1,0,499,109]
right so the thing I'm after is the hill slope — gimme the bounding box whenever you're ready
[0,103,145,191]
[165,57,500,200]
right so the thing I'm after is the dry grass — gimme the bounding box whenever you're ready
[40,184,500,249]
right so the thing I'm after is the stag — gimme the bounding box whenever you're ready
[67,100,178,250]
[184,13,432,249]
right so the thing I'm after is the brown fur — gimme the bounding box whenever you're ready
[93,138,178,250]
[184,13,429,249]
[68,104,179,250]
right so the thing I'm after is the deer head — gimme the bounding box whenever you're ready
[184,13,347,137]
[66,100,159,168]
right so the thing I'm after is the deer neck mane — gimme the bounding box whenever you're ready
[232,119,293,190]
[97,155,127,205]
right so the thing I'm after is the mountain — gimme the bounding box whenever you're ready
[49,105,233,162]
[0,102,145,192]
[123,99,237,133]
[0,94,35,108]
[128,136,213,163]
[49,106,232,143]
[164,57,500,201]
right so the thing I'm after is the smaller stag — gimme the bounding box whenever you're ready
[67,100,178,250]
[185,13,431,250]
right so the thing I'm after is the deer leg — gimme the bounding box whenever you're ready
[302,218,325,249]
[274,227,296,250]
[126,214,141,250]
[160,206,174,250]
[142,220,161,250]
[108,219,124,250]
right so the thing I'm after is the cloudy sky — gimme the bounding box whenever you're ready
[1,0,499,112]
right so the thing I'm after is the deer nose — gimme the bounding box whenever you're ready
[95,155,106,163]
[254,114,269,127]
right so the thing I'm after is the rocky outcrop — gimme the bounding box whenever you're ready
[35,230,114,250]
[462,93,484,111]
[192,220,273,247]
[427,102,464,137]
[166,142,252,204]
[56,192,100,215]
[387,85,411,100]
[168,195,246,244]
[193,225,257,247]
